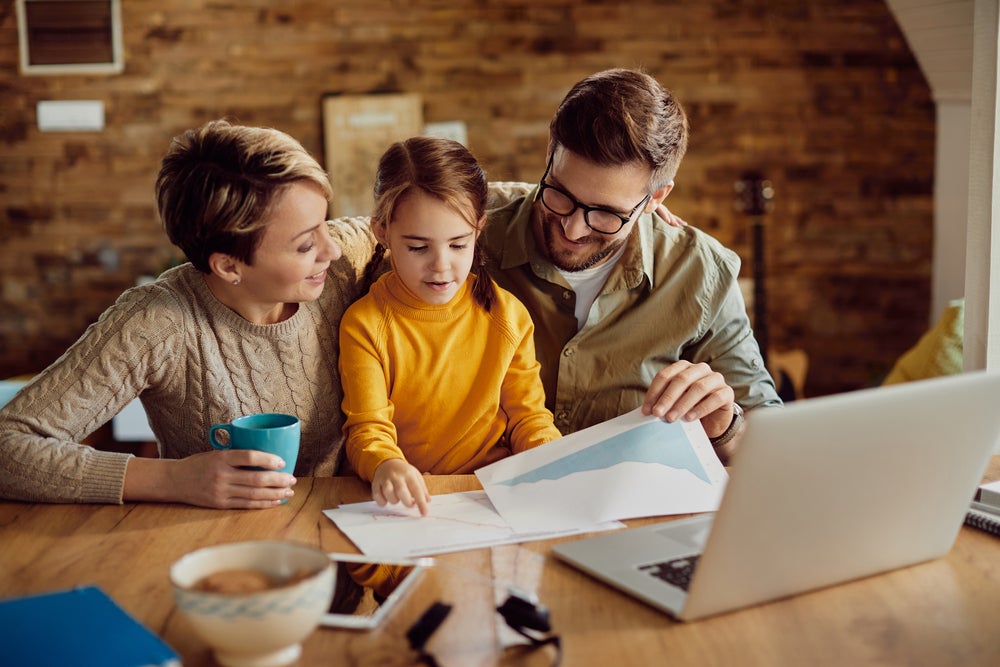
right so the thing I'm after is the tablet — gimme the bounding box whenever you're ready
[320,553,431,629]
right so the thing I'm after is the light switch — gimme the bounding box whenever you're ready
[37,100,105,132]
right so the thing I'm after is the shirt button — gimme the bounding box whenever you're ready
[562,290,572,300]
[556,411,569,421]
[563,347,575,357]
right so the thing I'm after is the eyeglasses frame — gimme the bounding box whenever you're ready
[534,155,652,235]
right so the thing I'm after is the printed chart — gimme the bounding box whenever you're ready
[476,408,729,533]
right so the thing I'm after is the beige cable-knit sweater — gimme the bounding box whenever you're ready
[0,218,377,504]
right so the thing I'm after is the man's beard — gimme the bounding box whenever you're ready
[540,211,628,272]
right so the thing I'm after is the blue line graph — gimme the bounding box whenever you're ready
[495,421,710,486]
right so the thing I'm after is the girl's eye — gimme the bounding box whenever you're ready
[297,242,315,253]
[451,244,468,250]
[407,245,427,253]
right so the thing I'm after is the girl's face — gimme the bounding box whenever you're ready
[234,180,340,322]
[376,189,479,306]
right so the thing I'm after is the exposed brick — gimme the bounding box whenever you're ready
[0,0,934,396]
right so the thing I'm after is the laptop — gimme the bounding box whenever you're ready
[552,371,1000,621]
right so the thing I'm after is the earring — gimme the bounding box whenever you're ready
[232,279,240,286]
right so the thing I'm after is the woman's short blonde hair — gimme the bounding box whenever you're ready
[156,120,332,273]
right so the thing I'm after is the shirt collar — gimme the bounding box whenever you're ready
[497,190,538,271]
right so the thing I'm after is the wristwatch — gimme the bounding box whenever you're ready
[710,402,744,448]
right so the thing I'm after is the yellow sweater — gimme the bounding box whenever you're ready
[340,272,561,481]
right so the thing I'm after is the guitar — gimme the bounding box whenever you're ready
[734,171,774,367]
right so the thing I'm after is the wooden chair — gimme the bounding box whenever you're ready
[768,348,808,401]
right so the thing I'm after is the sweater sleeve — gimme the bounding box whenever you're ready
[327,216,378,280]
[497,295,563,453]
[339,299,406,481]
[0,286,183,503]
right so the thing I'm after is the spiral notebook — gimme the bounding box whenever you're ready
[966,480,1000,537]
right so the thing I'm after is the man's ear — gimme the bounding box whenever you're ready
[207,252,241,284]
[645,180,675,213]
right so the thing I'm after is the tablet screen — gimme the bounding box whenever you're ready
[321,553,430,629]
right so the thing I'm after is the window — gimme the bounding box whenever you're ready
[16,0,123,75]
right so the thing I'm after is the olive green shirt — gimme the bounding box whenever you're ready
[482,185,781,435]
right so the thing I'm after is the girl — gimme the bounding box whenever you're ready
[339,136,561,516]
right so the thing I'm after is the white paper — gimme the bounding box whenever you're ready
[323,490,622,559]
[475,408,729,533]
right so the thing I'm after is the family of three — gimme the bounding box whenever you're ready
[0,68,780,509]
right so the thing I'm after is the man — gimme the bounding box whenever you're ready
[481,68,781,461]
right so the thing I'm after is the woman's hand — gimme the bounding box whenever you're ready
[655,204,688,228]
[371,458,431,516]
[124,450,296,509]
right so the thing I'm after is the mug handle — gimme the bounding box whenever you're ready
[209,424,233,450]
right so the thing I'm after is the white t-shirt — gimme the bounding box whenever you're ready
[556,243,628,331]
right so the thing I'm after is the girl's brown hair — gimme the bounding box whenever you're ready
[362,136,496,311]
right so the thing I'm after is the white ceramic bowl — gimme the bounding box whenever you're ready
[170,540,335,667]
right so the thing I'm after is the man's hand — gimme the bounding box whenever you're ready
[642,360,735,439]
[124,449,296,509]
[371,458,431,516]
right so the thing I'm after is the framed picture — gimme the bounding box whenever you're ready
[16,0,124,75]
[322,93,423,218]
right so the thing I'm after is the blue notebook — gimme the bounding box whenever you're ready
[0,586,180,667]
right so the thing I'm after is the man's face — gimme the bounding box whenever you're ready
[533,147,654,272]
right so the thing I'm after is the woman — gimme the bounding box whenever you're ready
[0,120,369,508]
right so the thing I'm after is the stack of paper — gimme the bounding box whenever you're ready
[325,409,729,558]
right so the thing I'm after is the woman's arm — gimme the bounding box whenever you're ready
[0,290,168,503]
[0,282,301,508]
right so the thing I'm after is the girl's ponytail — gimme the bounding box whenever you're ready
[360,242,388,295]
[471,245,496,312]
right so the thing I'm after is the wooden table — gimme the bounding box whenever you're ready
[3,459,1000,666]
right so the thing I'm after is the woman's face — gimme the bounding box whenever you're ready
[376,190,478,306]
[234,181,340,319]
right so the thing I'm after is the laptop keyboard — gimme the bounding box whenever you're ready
[638,554,701,591]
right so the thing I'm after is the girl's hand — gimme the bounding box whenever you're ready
[371,458,431,516]
[124,450,296,509]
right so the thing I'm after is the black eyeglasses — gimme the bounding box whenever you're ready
[535,156,651,235]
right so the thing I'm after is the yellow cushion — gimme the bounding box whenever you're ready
[883,299,964,385]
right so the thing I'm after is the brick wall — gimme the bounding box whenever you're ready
[0,1,934,397]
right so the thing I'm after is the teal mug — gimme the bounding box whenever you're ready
[209,413,300,475]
